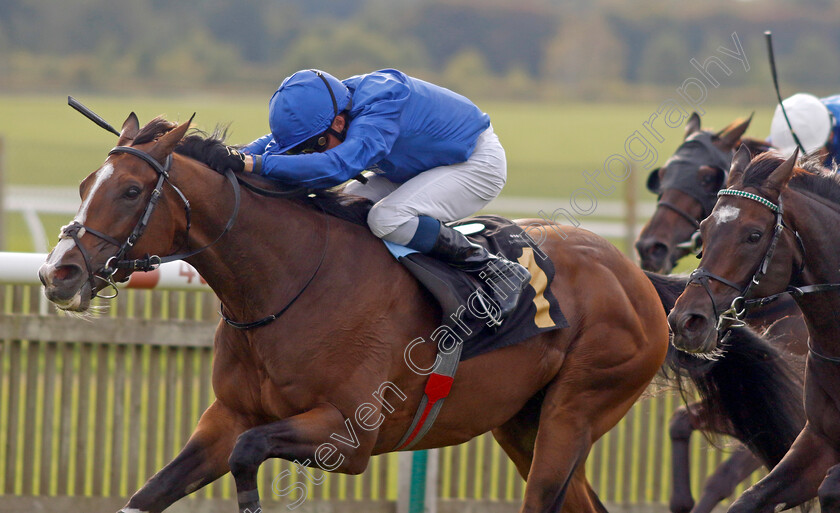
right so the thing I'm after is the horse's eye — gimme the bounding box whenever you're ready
[123,186,142,200]
[747,231,762,243]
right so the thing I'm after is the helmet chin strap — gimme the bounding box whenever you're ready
[326,126,347,143]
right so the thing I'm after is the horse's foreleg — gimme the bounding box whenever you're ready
[491,393,541,480]
[228,402,373,513]
[692,448,760,513]
[669,404,698,513]
[819,463,840,512]
[669,402,762,513]
[519,365,648,512]
[728,424,838,513]
[120,401,247,513]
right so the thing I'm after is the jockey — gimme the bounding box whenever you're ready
[769,92,840,168]
[232,68,530,319]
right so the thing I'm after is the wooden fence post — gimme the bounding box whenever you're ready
[624,164,637,261]
[0,135,6,251]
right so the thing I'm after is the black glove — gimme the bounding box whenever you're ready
[206,145,246,173]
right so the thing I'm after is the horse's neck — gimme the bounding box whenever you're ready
[179,171,340,321]
[786,188,840,345]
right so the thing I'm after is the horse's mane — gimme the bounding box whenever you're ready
[133,117,372,227]
[742,152,840,206]
[665,325,805,469]
[134,117,178,145]
[652,267,806,467]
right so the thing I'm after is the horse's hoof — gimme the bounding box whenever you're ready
[670,497,695,513]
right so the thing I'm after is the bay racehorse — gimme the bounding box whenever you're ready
[637,113,807,513]
[39,113,673,513]
[669,146,840,512]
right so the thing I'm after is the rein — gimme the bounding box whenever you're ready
[220,205,330,330]
[657,200,701,231]
[213,174,330,330]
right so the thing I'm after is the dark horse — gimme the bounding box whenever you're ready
[637,112,769,275]
[637,113,807,513]
[669,146,840,512]
[39,114,673,513]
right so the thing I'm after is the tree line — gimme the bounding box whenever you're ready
[0,0,837,100]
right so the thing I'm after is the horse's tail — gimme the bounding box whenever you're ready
[643,270,688,314]
[643,271,805,469]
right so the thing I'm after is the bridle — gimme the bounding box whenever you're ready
[648,133,733,258]
[685,187,839,338]
[690,186,840,364]
[59,145,241,299]
[657,200,703,256]
[688,189,798,332]
[61,99,328,330]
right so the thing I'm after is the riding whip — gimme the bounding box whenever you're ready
[68,96,121,136]
[764,31,806,154]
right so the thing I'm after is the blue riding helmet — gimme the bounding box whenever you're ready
[268,69,352,154]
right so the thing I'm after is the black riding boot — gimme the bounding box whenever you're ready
[427,224,531,320]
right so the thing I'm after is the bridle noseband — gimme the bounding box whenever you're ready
[59,145,240,299]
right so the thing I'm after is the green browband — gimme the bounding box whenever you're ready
[717,189,781,213]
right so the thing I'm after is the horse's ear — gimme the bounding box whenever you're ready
[727,144,752,187]
[717,112,753,150]
[148,114,195,163]
[767,148,799,192]
[684,112,701,139]
[117,112,140,146]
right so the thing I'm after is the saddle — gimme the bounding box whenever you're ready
[385,215,568,361]
[387,215,568,451]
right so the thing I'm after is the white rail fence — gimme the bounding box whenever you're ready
[7,186,655,254]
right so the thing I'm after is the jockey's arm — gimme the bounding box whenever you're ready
[246,105,405,188]
[244,73,409,188]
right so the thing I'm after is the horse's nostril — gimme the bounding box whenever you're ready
[682,313,708,334]
[637,240,668,259]
[649,242,668,259]
[52,264,83,284]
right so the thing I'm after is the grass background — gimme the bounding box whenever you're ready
[0,93,774,271]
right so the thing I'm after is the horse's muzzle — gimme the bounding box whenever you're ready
[636,238,672,273]
[667,309,717,354]
[39,261,92,311]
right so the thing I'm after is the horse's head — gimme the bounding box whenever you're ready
[668,146,802,354]
[636,113,752,273]
[38,114,193,311]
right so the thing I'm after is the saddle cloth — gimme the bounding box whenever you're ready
[387,215,568,361]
